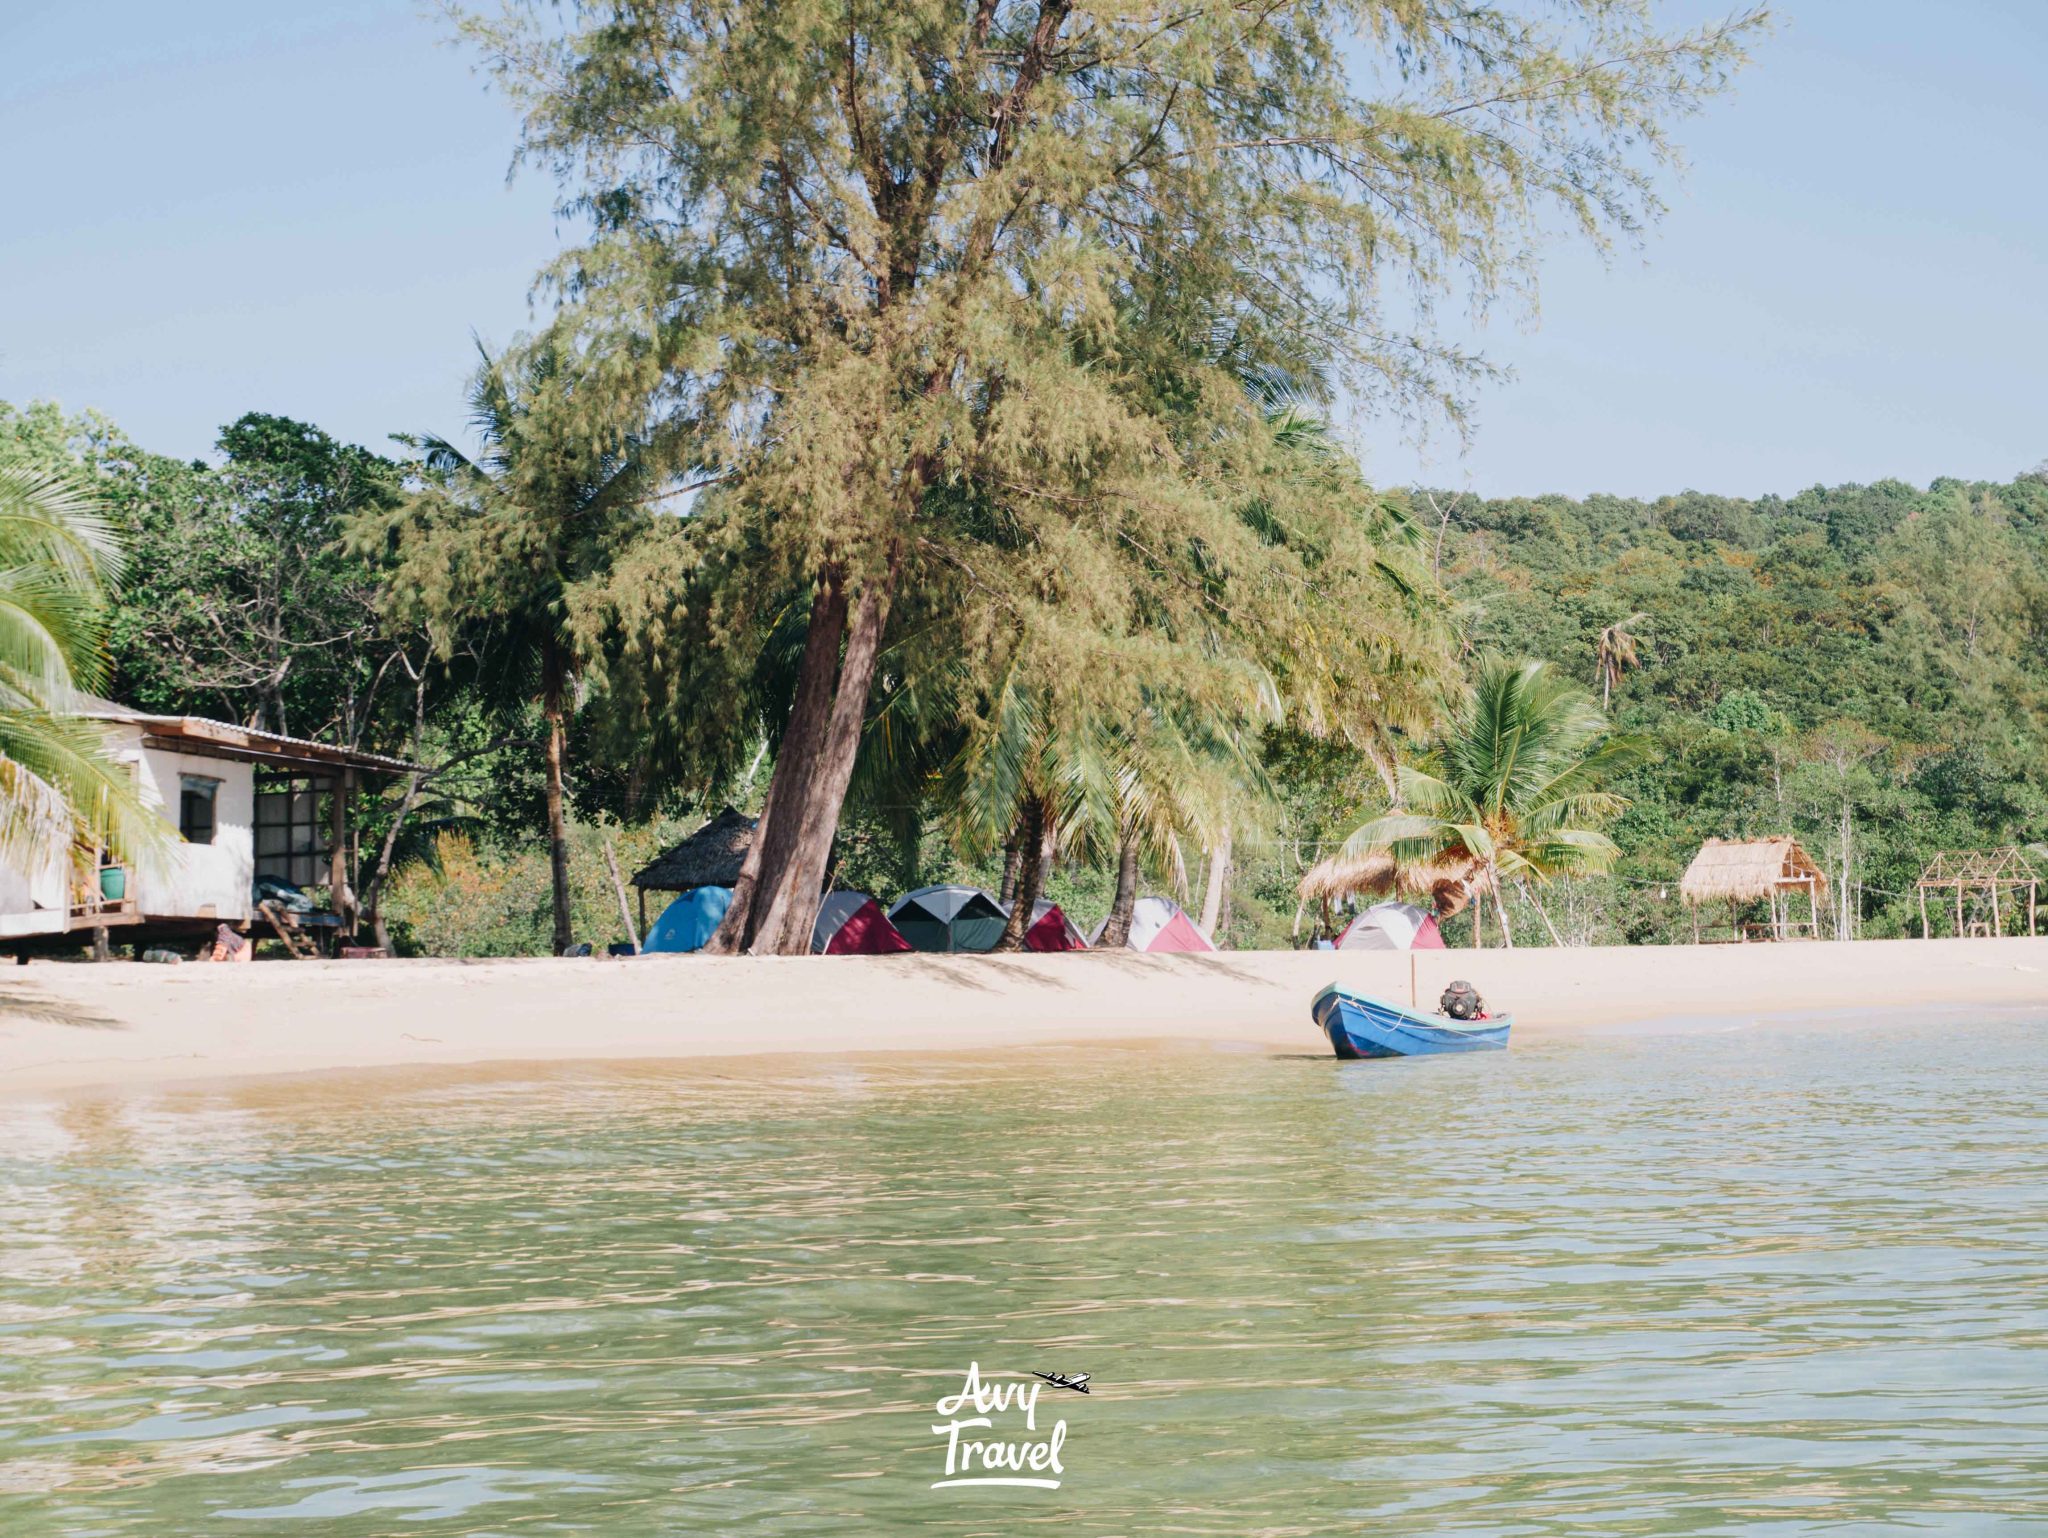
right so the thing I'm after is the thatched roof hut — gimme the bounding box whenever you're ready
[1297,848,1490,917]
[633,807,756,892]
[1677,837,1826,905]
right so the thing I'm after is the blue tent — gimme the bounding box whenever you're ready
[644,886,733,953]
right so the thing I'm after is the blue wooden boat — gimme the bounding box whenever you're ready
[1311,983,1512,1059]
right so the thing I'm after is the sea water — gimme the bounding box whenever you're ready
[3,1012,2046,1534]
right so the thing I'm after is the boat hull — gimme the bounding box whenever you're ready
[1311,984,1511,1059]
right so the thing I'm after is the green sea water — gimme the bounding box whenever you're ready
[3,1012,2047,1535]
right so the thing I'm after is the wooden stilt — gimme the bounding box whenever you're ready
[2031,881,2037,938]
[1919,886,1929,939]
[1992,883,2003,937]
[1955,883,1964,937]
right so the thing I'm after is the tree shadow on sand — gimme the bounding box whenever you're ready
[0,983,123,1030]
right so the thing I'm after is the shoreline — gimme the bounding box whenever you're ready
[2,936,2043,1098]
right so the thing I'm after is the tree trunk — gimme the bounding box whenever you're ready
[998,838,1023,906]
[741,553,900,955]
[328,767,358,940]
[705,571,849,955]
[994,797,1046,951]
[542,648,574,956]
[1523,881,1565,946]
[896,804,921,892]
[1838,803,1852,942]
[708,551,902,956]
[1198,831,1231,939]
[1492,868,1517,948]
[1101,827,1140,947]
[362,767,423,953]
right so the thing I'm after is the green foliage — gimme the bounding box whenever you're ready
[449,0,1763,952]
[382,817,687,958]
[0,448,163,868]
[1342,656,1643,943]
[1429,474,2048,940]
[1,399,414,744]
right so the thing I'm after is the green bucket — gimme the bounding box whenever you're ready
[99,867,126,903]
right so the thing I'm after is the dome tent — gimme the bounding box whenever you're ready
[1334,900,1444,951]
[1020,899,1088,952]
[644,885,733,953]
[1091,895,1214,953]
[812,891,914,955]
[888,885,1007,953]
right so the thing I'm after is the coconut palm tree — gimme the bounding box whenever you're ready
[375,340,665,954]
[1594,612,1649,710]
[0,454,160,868]
[1341,656,1644,946]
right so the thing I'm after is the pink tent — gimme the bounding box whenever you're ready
[1334,901,1445,951]
[1091,896,1216,953]
[1023,900,1088,952]
[812,891,914,955]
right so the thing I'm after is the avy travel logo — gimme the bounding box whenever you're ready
[929,1362,1087,1490]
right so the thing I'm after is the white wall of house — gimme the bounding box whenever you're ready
[0,782,69,938]
[0,726,255,935]
[127,735,254,921]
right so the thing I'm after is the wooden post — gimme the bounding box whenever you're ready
[1731,898,1739,942]
[91,924,109,963]
[638,886,648,938]
[1992,882,2003,938]
[2031,880,2037,938]
[1955,883,1964,938]
[1691,905,1700,944]
[1919,885,1929,939]
[1809,878,1820,940]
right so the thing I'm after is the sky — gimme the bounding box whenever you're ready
[2,0,2044,501]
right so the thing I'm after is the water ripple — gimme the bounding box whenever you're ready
[1,1018,2045,1533]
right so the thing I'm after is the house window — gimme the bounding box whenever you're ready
[254,773,333,887]
[179,776,221,845]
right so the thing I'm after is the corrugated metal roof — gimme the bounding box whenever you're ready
[71,695,426,775]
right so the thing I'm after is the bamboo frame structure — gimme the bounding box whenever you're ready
[1915,849,2039,938]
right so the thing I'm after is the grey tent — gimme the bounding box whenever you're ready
[888,885,1007,953]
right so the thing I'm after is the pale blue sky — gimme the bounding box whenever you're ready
[3,1,2043,498]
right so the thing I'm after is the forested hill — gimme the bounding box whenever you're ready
[1421,474,2048,941]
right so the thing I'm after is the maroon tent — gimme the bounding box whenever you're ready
[1023,900,1088,952]
[812,891,914,955]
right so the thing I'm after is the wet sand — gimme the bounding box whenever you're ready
[3,937,2044,1097]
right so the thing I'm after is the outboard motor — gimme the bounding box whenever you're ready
[1439,979,1483,1020]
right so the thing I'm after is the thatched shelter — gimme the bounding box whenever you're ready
[1297,849,1489,919]
[1678,837,1826,941]
[633,807,755,895]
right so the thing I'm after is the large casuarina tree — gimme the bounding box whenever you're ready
[460,0,1763,954]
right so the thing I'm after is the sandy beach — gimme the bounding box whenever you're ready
[0,936,2042,1096]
